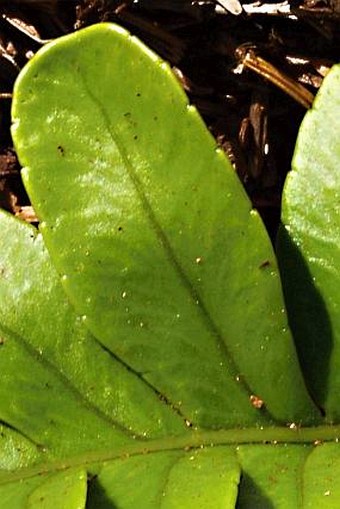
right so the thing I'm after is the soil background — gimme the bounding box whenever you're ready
[0,0,339,240]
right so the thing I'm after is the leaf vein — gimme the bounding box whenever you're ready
[0,323,139,439]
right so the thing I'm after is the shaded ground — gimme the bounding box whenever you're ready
[0,0,339,240]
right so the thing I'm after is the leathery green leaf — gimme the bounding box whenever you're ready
[236,444,312,507]
[11,22,317,427]
[0,209,184,457]
[278,64,340,419]
[3,21,340,509]
[0,210,244,508]
[27,468,87,509]
[87,447,240,509]
[234,442,340,508]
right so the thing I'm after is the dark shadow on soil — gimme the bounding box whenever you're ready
[276,225,333,411]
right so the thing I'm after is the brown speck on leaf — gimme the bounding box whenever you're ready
[250,394,265,409]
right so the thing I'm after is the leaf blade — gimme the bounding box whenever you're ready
[279,63,340,418]
[0,209,185,461]
[86,448,240,509]
[27,468,87,509]
[236,444,311,508]
[11,22,318,426]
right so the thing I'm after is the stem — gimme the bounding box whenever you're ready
[236,47,314,108]
[1,425,340,484]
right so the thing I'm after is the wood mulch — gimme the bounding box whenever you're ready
[0,0,339,239]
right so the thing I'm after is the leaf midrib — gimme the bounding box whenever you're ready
[0,425,338,485]
[0,323,138,441]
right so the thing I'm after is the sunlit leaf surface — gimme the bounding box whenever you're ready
[279,64,340,419]
[0,23,338,507]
